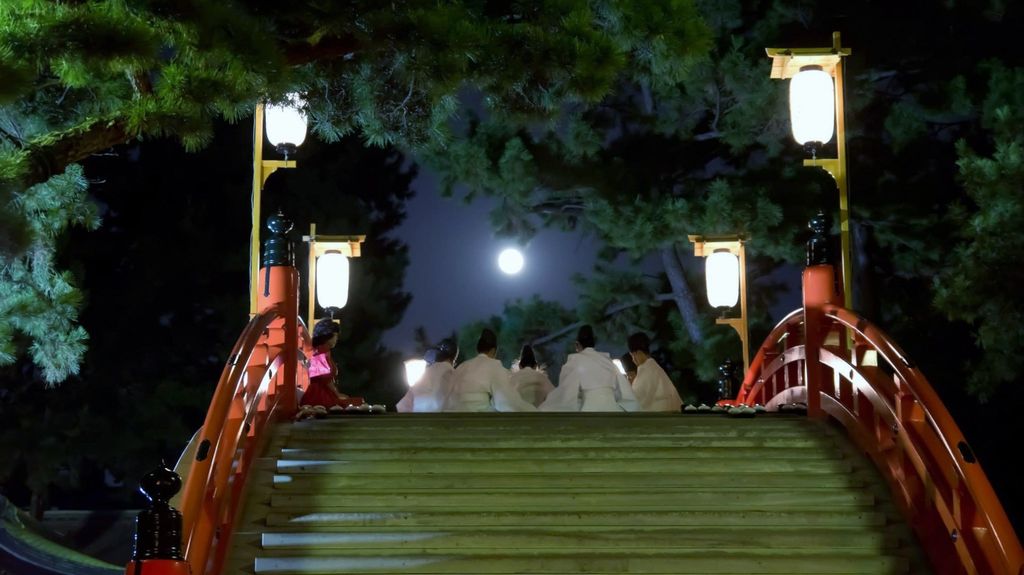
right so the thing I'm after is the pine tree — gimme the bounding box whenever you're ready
[0,0,711,381]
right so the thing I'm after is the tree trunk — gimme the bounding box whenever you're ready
[661,245,704,344]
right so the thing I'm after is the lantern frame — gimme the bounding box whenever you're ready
[303,223,366,329]
[766,32,854,312]
[688,234,749,375]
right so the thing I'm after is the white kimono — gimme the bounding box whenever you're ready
[540,348,640,412]
[632,358,683,412]
[445,354,538,412]
[511,367,555,407]
[396,361,455,413]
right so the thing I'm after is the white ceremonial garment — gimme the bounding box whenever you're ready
[396,362,455,413]
[632,358,683,412]
[445,354,538,412]
[511,367,555,407]
[540,348,640,412]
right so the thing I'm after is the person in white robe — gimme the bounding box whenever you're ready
[511,344,554,407]
[540,325,640,412]
[445,329,537,412]
[396,341,458,412]
[628,331,683,412]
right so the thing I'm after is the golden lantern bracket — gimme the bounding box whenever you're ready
[303,223,366,329]
[688,234,750,375]
[259,159,297,189]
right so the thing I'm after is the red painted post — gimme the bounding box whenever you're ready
[257,212,299,418]
[257,265,298,415]
[803,265,837,418]
[803,211,839,419]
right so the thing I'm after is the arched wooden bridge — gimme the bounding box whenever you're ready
[136,225,1023,575]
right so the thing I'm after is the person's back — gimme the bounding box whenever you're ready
[511,367,554,407]
[540,325,639,412]
[397,361,455,412]
[628,331,683,412]
[633,357,682,411]
[445,329,536,412]
[510,344,553,407]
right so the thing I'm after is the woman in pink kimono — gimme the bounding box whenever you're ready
[301,319,363,409]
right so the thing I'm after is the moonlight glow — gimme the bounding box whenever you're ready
[497,248,525,275]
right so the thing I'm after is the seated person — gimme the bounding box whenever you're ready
[445,329,537,412]
[511,344,554,407]
[300,318,363,409]
[396,340,458,412]
[628,331,683,412]
[540,325,640,412]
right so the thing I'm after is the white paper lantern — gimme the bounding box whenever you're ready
[316,251,349,309]
[265,93,308,149]
[789,67,835,146]
[612,359,626,375]
[404,359,427,387]
[706,250,740,309]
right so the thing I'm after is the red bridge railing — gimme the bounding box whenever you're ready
[732,264,1023,575]
[175,265,308,575]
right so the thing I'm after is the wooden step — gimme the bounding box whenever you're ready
[257,526,896,551]
[275,457,853,475]
[261,509,888,529]
[268,489,874,511]
[268,471,865,491]
[250,551,909,574]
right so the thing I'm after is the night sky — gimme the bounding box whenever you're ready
[383,168,665,355]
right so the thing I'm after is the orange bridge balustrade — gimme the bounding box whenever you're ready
[123,214,312,575]
[727,250,1023,574]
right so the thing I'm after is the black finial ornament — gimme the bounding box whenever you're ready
[717,359,738,400]
[263,210,294,268]
[131,462,184,561]
[806,210,830,266]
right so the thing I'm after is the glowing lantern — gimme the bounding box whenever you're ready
[404,359,427,387]
[316,251,349,310]
[613,359,626,375]
[706,250,740,309]
[265,93,308,155]
[789,66,835,147]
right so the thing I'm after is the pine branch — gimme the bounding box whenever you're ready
[13,117,132,192]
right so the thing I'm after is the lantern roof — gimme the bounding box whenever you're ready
[766,31,851,80]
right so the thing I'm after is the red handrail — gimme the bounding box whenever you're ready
[176,266,308,575]
[732,265,1023,575]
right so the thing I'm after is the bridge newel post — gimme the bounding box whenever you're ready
[258,210,300,416]
[125,463,190,575]
[804,211,839,419]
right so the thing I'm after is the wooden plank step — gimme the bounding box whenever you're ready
[281,436,835,449]
[268,471,864,491]
[268,489,874,511]
[275,458,853,475]
[250,552,908,573]
[257,526,895,550]
[262,509,888,529]
[274,446,843,461]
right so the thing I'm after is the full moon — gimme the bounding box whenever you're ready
[497,248,525,275]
